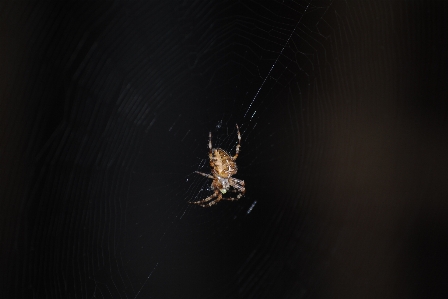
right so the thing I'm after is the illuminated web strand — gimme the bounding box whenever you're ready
[244,1,311,118]
[134,262,159,299]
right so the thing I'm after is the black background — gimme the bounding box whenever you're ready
[1,1,448,298]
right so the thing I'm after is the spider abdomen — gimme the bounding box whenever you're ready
[211,148,237,178]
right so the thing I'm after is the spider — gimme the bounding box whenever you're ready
[190,124,245,207]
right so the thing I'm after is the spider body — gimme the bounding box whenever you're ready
[191,124,245,207]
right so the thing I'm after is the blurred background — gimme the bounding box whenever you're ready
[1,0,447,298]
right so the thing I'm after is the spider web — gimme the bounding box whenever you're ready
[3,0,448,298]
[120,2,326,297]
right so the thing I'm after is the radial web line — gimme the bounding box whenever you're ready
[244,1,312,118]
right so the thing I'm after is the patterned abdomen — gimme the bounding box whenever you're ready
[211,148,237,178]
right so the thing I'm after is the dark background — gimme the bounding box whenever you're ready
[1,1,448,298]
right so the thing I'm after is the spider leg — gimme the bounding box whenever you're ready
[194,171,214,179]
[229,177,245,193]
[208,131,217,169]
[199,193,223,207]
[190,191,223,208]
[222,189,244,201]
[232,124,241,160]
[208,131,213,154]
[190,189,218,205]
[221,195,241,201]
